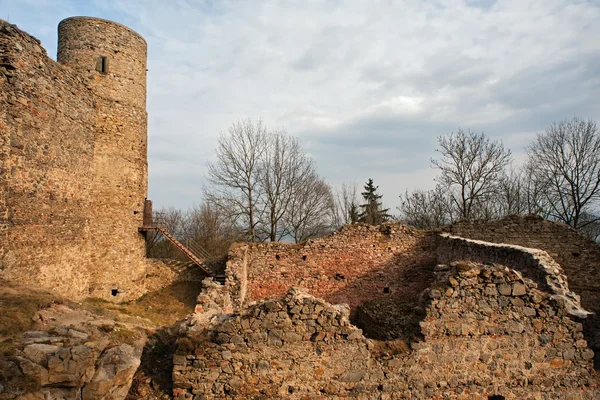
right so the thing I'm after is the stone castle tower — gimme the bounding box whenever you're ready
[57,17,150,289]
[0,17,172,300]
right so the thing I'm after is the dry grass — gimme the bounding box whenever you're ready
[0,280,67,355]
[370,338,411,359]
[83,281,202,327]
[0,279,201,356]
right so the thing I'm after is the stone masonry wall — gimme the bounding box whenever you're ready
[0,21,97,298]
[0,19,177,301]
[437,233,589,318]
[58,17,151,299]
[225,223,437,314]
[174,264,599,399]
[440,215,600,314]
[441,215,600,368]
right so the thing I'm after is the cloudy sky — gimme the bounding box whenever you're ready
[3,0,600,212]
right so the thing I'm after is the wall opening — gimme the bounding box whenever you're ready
[96,55,108,73]
[383,286,390,294]
[302,255,307,261]
[488,396,505,400]
[275,254,280,260]
[111,288,119,296]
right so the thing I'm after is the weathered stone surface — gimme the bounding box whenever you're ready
[175,269,600,399]
[0,17,185,302]
[441,215,600,364]
[437,233,589,318]
[82,344,142,400]
[225,223,437,312]
[0,302,145,400]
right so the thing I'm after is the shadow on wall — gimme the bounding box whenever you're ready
[325,249,436,343]
[234,225,438,315]
[440,215,600,370]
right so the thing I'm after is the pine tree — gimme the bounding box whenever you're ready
[358,178,390,225]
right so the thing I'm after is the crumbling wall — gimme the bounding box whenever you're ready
[441,215,600,367]
[440,215,600,313]
[225,223,437,313]
[174,264,599,399]
[437,233,589,318]
[173,287,375,398]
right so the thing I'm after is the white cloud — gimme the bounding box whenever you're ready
[2,0,600,211]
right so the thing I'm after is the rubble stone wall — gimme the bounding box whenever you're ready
[225,223,437,313]
[437,233,589,318]
[174,265,599,399]
[440,215,600,367]
[440,215,600,313]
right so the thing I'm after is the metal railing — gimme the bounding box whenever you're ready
[147,212,214,260]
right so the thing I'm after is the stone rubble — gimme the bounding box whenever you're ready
[0,304,146,400]
[174,263,599,399]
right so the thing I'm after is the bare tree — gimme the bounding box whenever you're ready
[285,172,334,242]
[331,181,359,228]
[206,119,333,242]
[146,207,186,259]
[527,117,600,230]
[258,131,315,241]
[205,119,267,241]
[490,167,526,218]
[183,203,242,259]
[431,129,512,221]
[521,162,553,219]
[398,185,453,229]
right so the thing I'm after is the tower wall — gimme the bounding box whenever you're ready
[0,20,96,297]
[57,17,147,109]
[0,18,170,301]
[57,17,149,298]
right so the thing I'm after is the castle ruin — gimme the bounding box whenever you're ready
[0,17,198,301]
[1,17,600,399]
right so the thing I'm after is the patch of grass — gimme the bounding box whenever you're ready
[0,280,66,356]
[108,324,144,346]
[370,338,411,359]
[82,281,202,327]
[0,338,16,356]
[0,281,60,340]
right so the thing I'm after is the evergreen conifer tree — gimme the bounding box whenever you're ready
[358,178,390,225]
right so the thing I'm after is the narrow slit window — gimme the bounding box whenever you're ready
[96,56,108,73]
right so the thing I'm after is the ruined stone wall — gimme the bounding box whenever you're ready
[225,223,437,313]
[174,265,599,399]
[0,21,96,298]
[0,19,175,301]
[440,215,600,313]
[437,233,589,318]
[440,215,600,367]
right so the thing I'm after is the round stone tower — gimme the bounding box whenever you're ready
[57,16,147,109]
[57,17,149,299]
